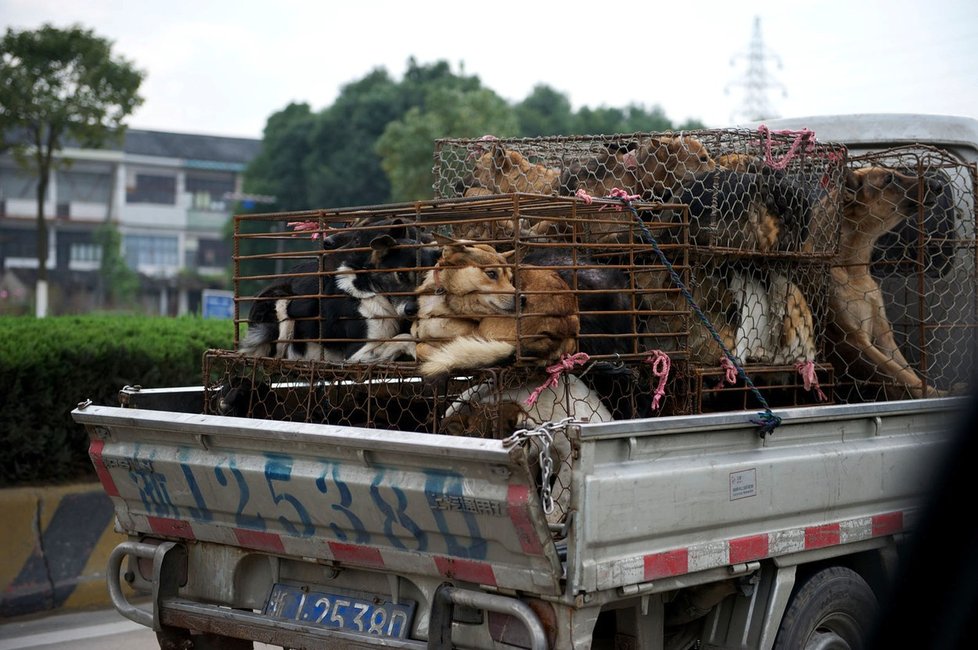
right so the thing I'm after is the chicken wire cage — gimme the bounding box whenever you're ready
[432,128,848,258]
[831,145,977,402]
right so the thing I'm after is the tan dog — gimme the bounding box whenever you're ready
[633,135,717,200]
[464,144,560,196]
[828,166,944,399]
[456,144,560,241]
[413,237,579,377]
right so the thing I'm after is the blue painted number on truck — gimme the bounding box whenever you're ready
[370,468,428,551]
[214,459,265,530]
[424,470,488,560]
[165,449,487,555]
[265,455,314,537]
[316,461,370,544]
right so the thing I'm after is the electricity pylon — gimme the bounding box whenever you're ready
[726,16,787,123]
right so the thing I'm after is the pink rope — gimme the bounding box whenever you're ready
[287,221,324,240]
[757,124,817,171]
[525,352,590,407]
[596,187,642,212]
[575,187,594,204]
[468,134,499,159]
[645,350,671,411]
[720,356,738,386]
[795,360,828,402]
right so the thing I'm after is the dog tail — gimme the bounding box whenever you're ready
[419,337,516,377]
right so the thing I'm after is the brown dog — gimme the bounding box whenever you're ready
[464,144,560,196]
[827,166,944,399]
[633,135,717,200]
[413,237,579,377]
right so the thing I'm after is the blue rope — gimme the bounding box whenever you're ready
[620,199,782,438]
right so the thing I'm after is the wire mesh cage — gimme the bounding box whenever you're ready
[432,128,848,258]
[829,145,977,402]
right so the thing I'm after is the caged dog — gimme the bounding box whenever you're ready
[827,166,948,399]
[439,373,614,526]
[412,236,580,377]
[239,220,435,364]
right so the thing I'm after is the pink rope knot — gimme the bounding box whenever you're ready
[468,134,499,159]
[599,187,642,212]
[287,221,324,240]
[757,124,817,171]
[525,352,590,407]
[720,356,738,386]
[645,350,671,411]
[795,359,828,402]
[575,187,594,204]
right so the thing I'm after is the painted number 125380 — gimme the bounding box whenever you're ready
[263,583,416,639]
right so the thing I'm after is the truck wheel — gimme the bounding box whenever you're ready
[157,627,254,650]
[773,566,877,650]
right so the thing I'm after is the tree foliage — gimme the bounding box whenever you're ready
[94,221,138,307]
[0,24,144,314]
[244,58,711,210]
[378,86,518,201]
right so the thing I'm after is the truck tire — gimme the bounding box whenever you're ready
[773,566,878,650]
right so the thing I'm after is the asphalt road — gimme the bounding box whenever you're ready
[0,608,278,650]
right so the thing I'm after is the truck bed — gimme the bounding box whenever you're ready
[73,392,959,600]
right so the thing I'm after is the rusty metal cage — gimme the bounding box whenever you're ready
[830,145,978,402]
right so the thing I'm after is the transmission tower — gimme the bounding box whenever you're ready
[726,16,787,123]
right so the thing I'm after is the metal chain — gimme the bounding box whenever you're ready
[503,417,575,515]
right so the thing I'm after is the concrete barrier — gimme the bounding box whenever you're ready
[0,482,127,618]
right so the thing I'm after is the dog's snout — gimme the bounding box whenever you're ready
[403,299,419,317]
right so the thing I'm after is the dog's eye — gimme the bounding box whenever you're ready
[884,173,895,186]
[397,271,413,284]
[485,269,498,280]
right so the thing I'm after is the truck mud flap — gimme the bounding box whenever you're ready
[74,405,563,595]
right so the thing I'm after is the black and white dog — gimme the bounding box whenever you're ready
[240,221,434,363]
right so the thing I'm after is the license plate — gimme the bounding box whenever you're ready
[263,583,416,639]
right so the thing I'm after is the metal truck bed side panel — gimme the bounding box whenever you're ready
[569,399,959,593]
[72,405,564,595]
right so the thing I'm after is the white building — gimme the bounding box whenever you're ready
[0,129,261,315]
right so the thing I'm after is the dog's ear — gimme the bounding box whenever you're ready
[385,218,411,242]
[842,167,861,203]
[432,232,460,246]
[492,144,510,172]
[369,234,398,255]
[500,249,517,260]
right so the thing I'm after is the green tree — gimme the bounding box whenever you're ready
[0,24,143,317]
[244,102,315,212]
[377,86,518,201]
[94,221,138,308]
[515,84,574,137]
[304,68,406,208]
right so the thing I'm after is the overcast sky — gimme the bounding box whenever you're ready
[2,0,977,140]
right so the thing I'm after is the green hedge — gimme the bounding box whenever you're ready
[0,315,233,486]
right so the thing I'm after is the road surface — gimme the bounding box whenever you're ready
[0,607,278,650]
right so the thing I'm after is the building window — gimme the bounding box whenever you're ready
[0,164,38,200]
[197,238,229,268]
[70,242,103,264]
[123,235,179,268]
[58,170,113,203]
[186,172,235,211]
[126,174,176,205]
